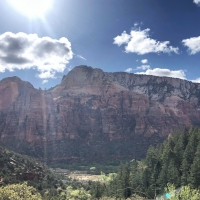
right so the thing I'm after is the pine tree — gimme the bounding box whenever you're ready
[157,164,168,192]
[189,143,200,188]
[130,161,144,194]
[144,145,162,198]
[174,132,185,169]
[181,128,189,148]
[181,157,190,186]
[115,163,131,198]
[90,182,103,199]
[167,159,180,187]
[184,129,198,165]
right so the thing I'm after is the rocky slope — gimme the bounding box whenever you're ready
[0,65,200,164]
[0,145,46,184]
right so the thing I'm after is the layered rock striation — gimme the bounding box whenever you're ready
[0,65,200,163]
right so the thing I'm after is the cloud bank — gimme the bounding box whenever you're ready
[113,28,179,55]
[125,66,200,84]
[191,78,200,83]
[125,62,186,80]
[0,32,73,78]
[135,68,186,79]
[182,36,200,54]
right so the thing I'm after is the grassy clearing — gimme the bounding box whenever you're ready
[49,163,119,174]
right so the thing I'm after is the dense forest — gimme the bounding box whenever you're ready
[91,127,200,199]
[1,127,200,199]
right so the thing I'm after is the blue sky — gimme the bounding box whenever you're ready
[0,0,200,89]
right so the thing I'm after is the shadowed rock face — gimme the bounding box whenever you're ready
[0,65,200,164]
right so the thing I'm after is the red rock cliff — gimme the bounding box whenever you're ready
[0,66,200,163]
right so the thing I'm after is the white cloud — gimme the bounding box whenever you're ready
[113,31,131,46]
[125,65,150,72]
[134,22,139,27]
[137,65,150,70]
[76,54,86,60]
[194,0,200,5]
[113,28,179,55]
[191,78,200,83]
[125,68,133,73]
[0,32,73,78]
[36,71,56,79]
[125,65,187,80]
[141,59,148,64]
[135,68,186,79]
[42,79,48,84]
[182,36,200,54]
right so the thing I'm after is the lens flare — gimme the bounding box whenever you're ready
[9,0,53,18]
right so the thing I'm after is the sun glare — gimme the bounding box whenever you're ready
[9,0,52,18]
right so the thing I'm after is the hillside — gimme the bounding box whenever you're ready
[0,145,65,197]
[0,65,200,164]
[0,145,46,185]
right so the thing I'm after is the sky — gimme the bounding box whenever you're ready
[0,0,200,89]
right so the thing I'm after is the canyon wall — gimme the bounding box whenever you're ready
[0,66,200,163]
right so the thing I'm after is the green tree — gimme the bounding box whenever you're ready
[189,143,200,188]
[90,181,104,199]
[130,161,142,191]
[179,185,200,200]
[0,182,42,200]
[115,163,131,198]
[162,183,200,200]
[181,157,190,186]
[66,186,91,200]
[184,130,198,166]
[173,131,185,168]
[167,159,180,187]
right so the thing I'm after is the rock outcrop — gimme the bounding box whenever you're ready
[0,65,200,164]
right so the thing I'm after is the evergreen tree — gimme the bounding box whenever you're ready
[167,159,180,187]
[184,129,198,165]
[173,132,184,169]
[115,163,131,198]
[157,164,168,193]
[130,160,145,195]
[189,143,200,189]
[181,157,190,186]
[104,128,200,199]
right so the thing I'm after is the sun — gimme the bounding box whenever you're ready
[9,0,52,18]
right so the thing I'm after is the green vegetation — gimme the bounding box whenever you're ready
[2,127,200,199]
[0,145,87,199]
[0,182,42,200]
[89,127,200,199]
[160,183,200,200]
[63,186,91,200]
[49,163,119,175]
[0,145,46,185]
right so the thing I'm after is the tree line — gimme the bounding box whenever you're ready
[91,127,200,199]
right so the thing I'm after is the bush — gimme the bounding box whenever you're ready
[0,182,42,200]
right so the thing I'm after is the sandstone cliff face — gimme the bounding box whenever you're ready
[0,65,200,163]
